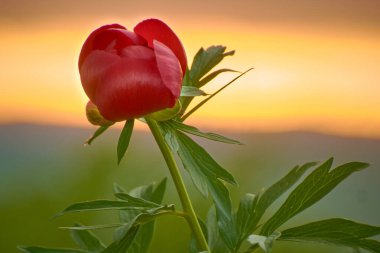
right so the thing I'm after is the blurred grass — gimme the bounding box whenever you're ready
[0,124,379,253]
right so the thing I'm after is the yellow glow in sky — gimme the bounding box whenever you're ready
[0,15,379,138]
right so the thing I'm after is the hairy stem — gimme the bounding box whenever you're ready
[146,118,209,252]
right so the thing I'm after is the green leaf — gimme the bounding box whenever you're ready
[165,120,242,145]
[117,119,135,164]
[181,68,253,121]
[71,224,106,252]
[115,179,167,224]
[189,46,235,83]
[18,247,86,253]
[65,204,174,253]
[189,218,208,253]
[150,178,167,204]
[356,239,380,253]
[180,46,235,115]
[85,125,111,146]
[114,193,161,208]
[247,232,281,253]
[101,226,140,253]
[181,86,208,97]
[114,179,167,253]
[112,205,175,244]
[160,124,237,250]
[210,182,236,250]
[172,130,236,208]
[175,130,236,188]
[55,200,148,217]
[252,162,317,229]
[206,206,230,253]
[62,224,125,230]
[280,218,380,253]
[260,159,369,236]
[235,193,259,248]
[198,68,239,88]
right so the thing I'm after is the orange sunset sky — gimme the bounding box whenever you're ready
[0,0,379,138]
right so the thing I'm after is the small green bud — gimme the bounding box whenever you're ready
[148,100,182,122]
[86,101,114,126]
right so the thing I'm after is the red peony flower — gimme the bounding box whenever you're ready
[79,19,187,122]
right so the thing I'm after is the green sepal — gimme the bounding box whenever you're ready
[85,125,112,146]
[117,119,134,164]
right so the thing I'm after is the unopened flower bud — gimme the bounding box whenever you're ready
[86,101,113,126]
[78,19,187,122]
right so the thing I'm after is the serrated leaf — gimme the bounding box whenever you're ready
[165,120,242,145]
[18,247,86,253]
[198,68,239,87]
[280,218,380,253]
[181,86,208,97]
[248,232,281,253]
[260,159,369,235]
[55,200,148,217]
[71,224,106,252]
[85,125,111,146]
[181,68,253,121]
[117,119,134,164]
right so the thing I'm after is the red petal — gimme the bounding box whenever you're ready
[153,40,182,98]
[134,19,187,74]
[79,50,120,101]
[94,57,175,121]
[92,28,146,54]
[78,24,125,69]
[121,45,155,59]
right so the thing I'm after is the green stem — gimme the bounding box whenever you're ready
[146,118,210,252]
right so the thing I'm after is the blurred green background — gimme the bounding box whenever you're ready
[1,124,379,252]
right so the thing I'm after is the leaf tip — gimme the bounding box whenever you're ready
[51,211,63,219]
[224,50,235,57]
[17,246,27,253]
[324,157,334,168]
